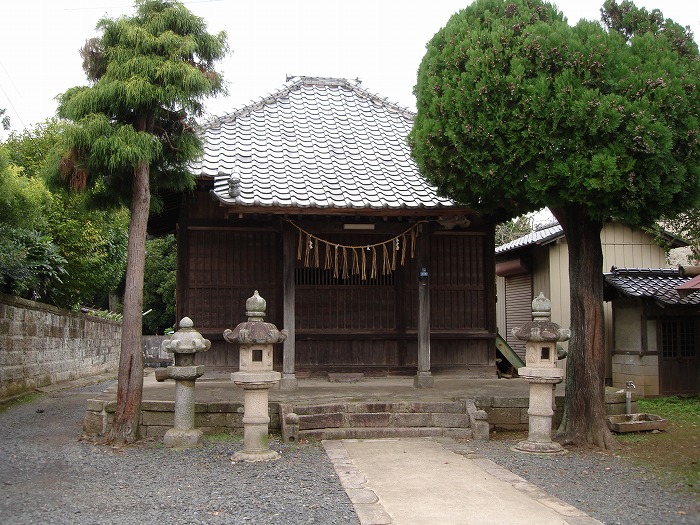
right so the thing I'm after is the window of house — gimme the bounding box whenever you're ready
[661,319,697,358]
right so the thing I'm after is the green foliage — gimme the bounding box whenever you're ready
[410,0,700,447]
[4,119,65,179]
[0,145,52,231]
[204,432,241,443]
[47,0,228,208]
[638,396,700,424]
[47,193,129,309]
[142,235,176,334]
[409,0,700,227]
[617,396,700,493]
[1,118,129,310]
[660,208,700,263]
[50,0,228,441]
[0,224,67,301]
[495,214,534,246]
[601,0,699,57]
[80,307,123,322]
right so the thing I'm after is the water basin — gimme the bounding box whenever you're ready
[606,413,667,433]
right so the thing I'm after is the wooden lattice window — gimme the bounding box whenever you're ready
[295,267,395,286]
[661,319,697,358]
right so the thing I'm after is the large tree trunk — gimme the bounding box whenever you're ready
[551,206,616,449]
[109,160,150,445]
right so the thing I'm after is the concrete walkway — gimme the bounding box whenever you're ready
[324,438,603,525]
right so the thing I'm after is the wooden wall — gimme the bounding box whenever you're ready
[495,221,672,380]
[178,196,495,374]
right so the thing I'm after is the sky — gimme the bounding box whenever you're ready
[1,0,699,136]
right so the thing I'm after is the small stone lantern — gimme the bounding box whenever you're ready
[160,317,211,448]
[224,291,287,461]
[512,293,570,454]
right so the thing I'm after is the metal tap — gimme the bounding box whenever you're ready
[626,380,636,414]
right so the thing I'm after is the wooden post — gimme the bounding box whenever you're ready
[279,221,298,390]
[414,265,434,388]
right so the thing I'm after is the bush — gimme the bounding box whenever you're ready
[142,235,176,335]
[47,193,128,309]
[0,224,66,301]
[0,146,52,231]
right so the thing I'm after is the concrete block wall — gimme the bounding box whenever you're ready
[0,294,121,400]
[611,354,659,397]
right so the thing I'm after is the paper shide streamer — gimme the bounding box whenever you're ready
[287,220,427,280]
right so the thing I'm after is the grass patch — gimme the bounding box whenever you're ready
[614,396,700,497]
[205,432,241,443]
[0,392,45,414]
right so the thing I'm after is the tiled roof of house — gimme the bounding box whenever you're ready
[677,274,700,298]
[193,76,458,212]
[604,267,700,305]
[495,222,562,254]
[495,221,686,255]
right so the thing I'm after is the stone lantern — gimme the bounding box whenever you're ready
[512,293,570,454]
[224,291,287,461]
[160,317,211,448]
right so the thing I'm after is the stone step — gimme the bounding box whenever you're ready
[290,401,467,416]
[279,400,478,443]
[297,411,470,430]
[299,426,474,441]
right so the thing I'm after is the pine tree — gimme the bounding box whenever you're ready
[49,0,227,444]
[410,0,700,448]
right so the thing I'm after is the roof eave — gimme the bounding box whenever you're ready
[211,201,474,218]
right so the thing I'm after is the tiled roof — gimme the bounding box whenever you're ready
[495,221,686,255]
[495,222,562,254]
[604,267,700,305]
[194,76,457,212]
[677,274,700,298]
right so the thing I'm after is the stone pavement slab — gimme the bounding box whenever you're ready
[324,437,603,525]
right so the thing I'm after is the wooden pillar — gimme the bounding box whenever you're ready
[414,231,433,388]
[279,221,298,390]
[175,201,189,324]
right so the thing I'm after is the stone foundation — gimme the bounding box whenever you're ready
[83,387,632,438]
[476,387,634,431]
[83,399,278,439]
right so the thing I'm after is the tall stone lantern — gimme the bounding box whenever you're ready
[512,293,570,454]
[224,291,287,461]
[160,317,211,448]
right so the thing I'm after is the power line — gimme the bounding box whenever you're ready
[64,0,224,10]
[0,81,26,131]
[0,59,26,131]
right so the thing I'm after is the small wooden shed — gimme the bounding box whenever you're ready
[604,267,700,396]
[155,76,496,379]
[494,220,686,381]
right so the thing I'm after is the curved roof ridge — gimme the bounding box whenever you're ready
[204,76,415,128]
[607,267,680,276]
[495,223,563,254]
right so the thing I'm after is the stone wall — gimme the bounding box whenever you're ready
[0,294,121,400]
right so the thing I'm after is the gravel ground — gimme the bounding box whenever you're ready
[469,436,700,525]
[0,382,359,525]
[1,381,698,525]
